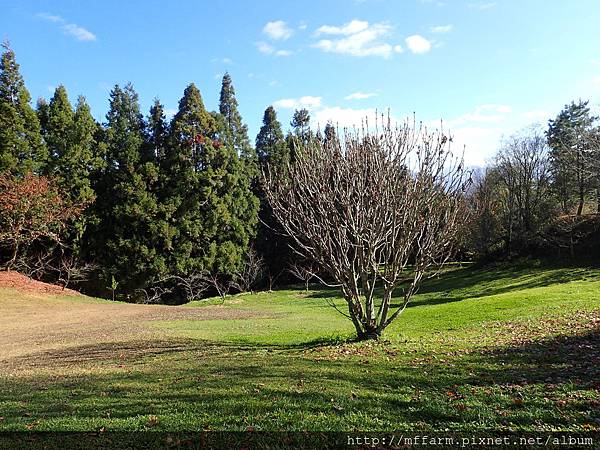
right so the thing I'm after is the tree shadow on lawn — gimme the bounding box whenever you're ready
[0,328,598,431]
[307,263,597,310]
[468,328,600,388]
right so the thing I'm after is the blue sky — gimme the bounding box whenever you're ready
[2,0,600,166]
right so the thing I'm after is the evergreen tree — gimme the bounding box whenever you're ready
[146,99,169,163]
[163,83,218,276]
[219,73,257,179]
[287,108,313,163]
[36,98,49,135]
[45,86,75,174]
[91,83,163,296]
[255,106,293,279]
[0,41,46,174]
[164,84,258,281]
[547,100,596,215]
[256,106,289,170]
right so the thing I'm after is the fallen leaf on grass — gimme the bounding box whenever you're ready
[147,415,160,427]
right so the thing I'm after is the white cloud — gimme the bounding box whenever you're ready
[256,41,275,54]
[38,13,96,42]
[405,35,432,54]
[313,106,379,128]
[446,104,512,127]
[345,91,377,100]
[222,57,233,65]
[593,75,600,85]
[298,21,308,31]
[449,126,503,166]
[312,20,398,58]
[164,108,178,118]
[430,24,453,33]
[394,44,404,53]
[315,19,371,36]
[256,41,292,57]
[263,21,293,40]
[62,23,96,41]
[273,96,323,110]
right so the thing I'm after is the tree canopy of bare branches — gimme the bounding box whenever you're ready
[263,116,468,340]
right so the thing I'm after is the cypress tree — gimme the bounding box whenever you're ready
[91,83,162,296]
[255,106,293,279]
[163,83,217,275]
[256,106,289,170]
[0,41,46,174]
[45,86,75,174]
[164,84,258,281]
[146,99,169,163]
[218,73,257,177]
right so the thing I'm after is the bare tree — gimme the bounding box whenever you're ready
[263,116,468,340]
[288,261,318,292]
[231,248,266,293]
[53,253,98,290]
[165,272,210,302]
[203,272,231,300]
[135,283,176,304]
[266,269,284,292]
[495,128,553,251]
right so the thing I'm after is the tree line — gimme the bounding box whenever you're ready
[1,40,599,304]
[0,42,310,302]
[465,100,600,259]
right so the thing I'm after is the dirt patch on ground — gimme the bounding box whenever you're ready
[0,270,81,296]
[0,288,271,373]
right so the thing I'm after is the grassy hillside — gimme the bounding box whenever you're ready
[0,261,598,437]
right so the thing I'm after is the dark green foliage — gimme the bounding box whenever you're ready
[89,84,164,296]
[547,100,597,215]
[255,106,294,278]
[162,84,258,281]
[218,73,256,175]
[146,99,169,163]
[256,106,289,170]
[0,42,46,175]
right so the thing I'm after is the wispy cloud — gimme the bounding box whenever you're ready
[255,41,293,56]
[312,20,403,58]
[430,24,453,33]
[263,20,293,40]
[345,91,377,100]
[37,12,96,42]
[273,96,322,110]
[405,35,432,54]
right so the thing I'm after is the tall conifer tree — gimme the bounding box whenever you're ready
[91,83,162,296]
[0,42,46,174]
[218,73,257,177]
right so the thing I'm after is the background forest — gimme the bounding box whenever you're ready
[1,41,599,303]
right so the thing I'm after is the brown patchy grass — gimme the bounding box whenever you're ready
[0,287,269,374]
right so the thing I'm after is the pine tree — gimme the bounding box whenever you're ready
[0,41,46,174]
[547,100,596,215]
[218,73,257,178]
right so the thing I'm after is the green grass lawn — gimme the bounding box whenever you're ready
[0,260,599,438]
